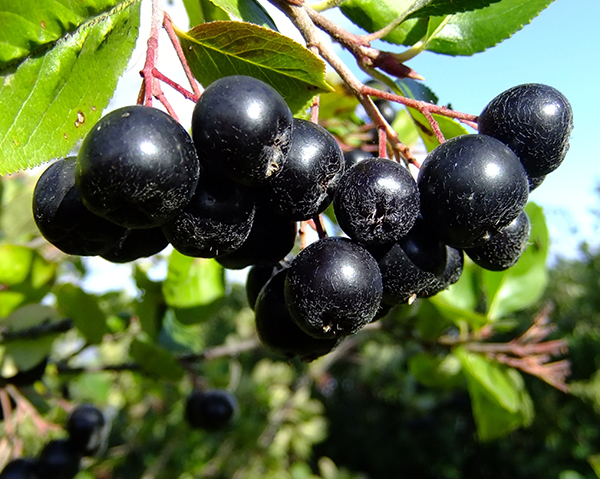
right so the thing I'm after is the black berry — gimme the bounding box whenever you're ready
[185,390,237,431]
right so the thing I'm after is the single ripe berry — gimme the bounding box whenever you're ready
[343,149,374,170]
[185,390,237,431]
[245,262,286,310]
[418,134,529,249]
[162,171,255,258]
[465,211,531,271]
[76,105,200,229]
[192,75,293,187]
[66,404,106,456]
[36,439,81,479]
[254,269,340,361]
[32,158,126,256]
[261,118,345,220]
[478,83,573,177]
[0,458,38,479]
[284,237,383,339]
[419,246,464,298]
[334,158,420,245]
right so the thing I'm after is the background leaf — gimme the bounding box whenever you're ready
[55,283,109,344]
[207,0,277,29]
[0,0,141,175]
[129,336,185,381]
[409,0,503,17]
[177,21,332,114]
[455,346,534,440]
[424,0,556,56]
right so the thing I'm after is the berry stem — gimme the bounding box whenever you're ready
[139,0,164,107]
[152,68,198,102]
[162,13,203,99]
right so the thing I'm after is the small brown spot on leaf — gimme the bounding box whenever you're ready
[74,111,85,127]
[63,133,68,139]
[41,20,46,29]
[91,105,97,111]
[188,45,193,51]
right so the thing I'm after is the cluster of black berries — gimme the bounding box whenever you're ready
[32,76,572,364]
[0,404,105,479]
[246,82,572,362]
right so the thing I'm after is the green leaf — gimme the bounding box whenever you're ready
[0,245,56,317]
[208,0,277,30]
[484,202,549,320]
[177,21,333,115]
[129,336,185,381]
[1,304,61,373]
[428,263,487,328]
[0,0,141,175]
[55,283,109,344]
[588,455,600,478]
[163,251,225,308]
[408,351,463,389]
[0,0,122,68]
[424,0,556,56]
[340,1,427,46]
[455,346,533,440]
[182,0,205,27]
[409,0,503,18]
[134,266,166,340]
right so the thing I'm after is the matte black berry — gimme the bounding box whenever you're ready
[255,269,340,361]
[284,237,383,339]
[215,205,297,270]
[101,227,168,263]
[36,439,81,479]
[334,158,420,245]
[478,83,573,177]
[465,211,531,271]
[192,75,293,187]
[418,134,529,249]
[33,158,126,256]
[76,105,199,229]
[0,458,38,479]
[375,99,397,124]
[162,171,255,257]
[185,390,237,431]
[66,404,106,456]
[262,118,344,220]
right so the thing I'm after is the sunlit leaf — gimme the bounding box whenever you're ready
[55,283,109,344]
[177,21,332,114]
[208,0,277,29]
[0,0,141,174]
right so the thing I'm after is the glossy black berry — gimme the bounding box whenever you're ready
[100,227,168,263]
[284,237,383,339]
[162,171,255,257]
[192,75,293,187]
[478,83,573,177]
[33,158,126,256]
[528,174,546,192]
[255,269,340,361]
[465,210,531,271]
[418,134,529,249]
[343,149,374,169]
[185,390,237,431]
[36,439,81,479]
[0,458,38,479]
[334,158,420,245]
[261,119,344,220]
[66,404,106,456]
[76,105,200,229]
